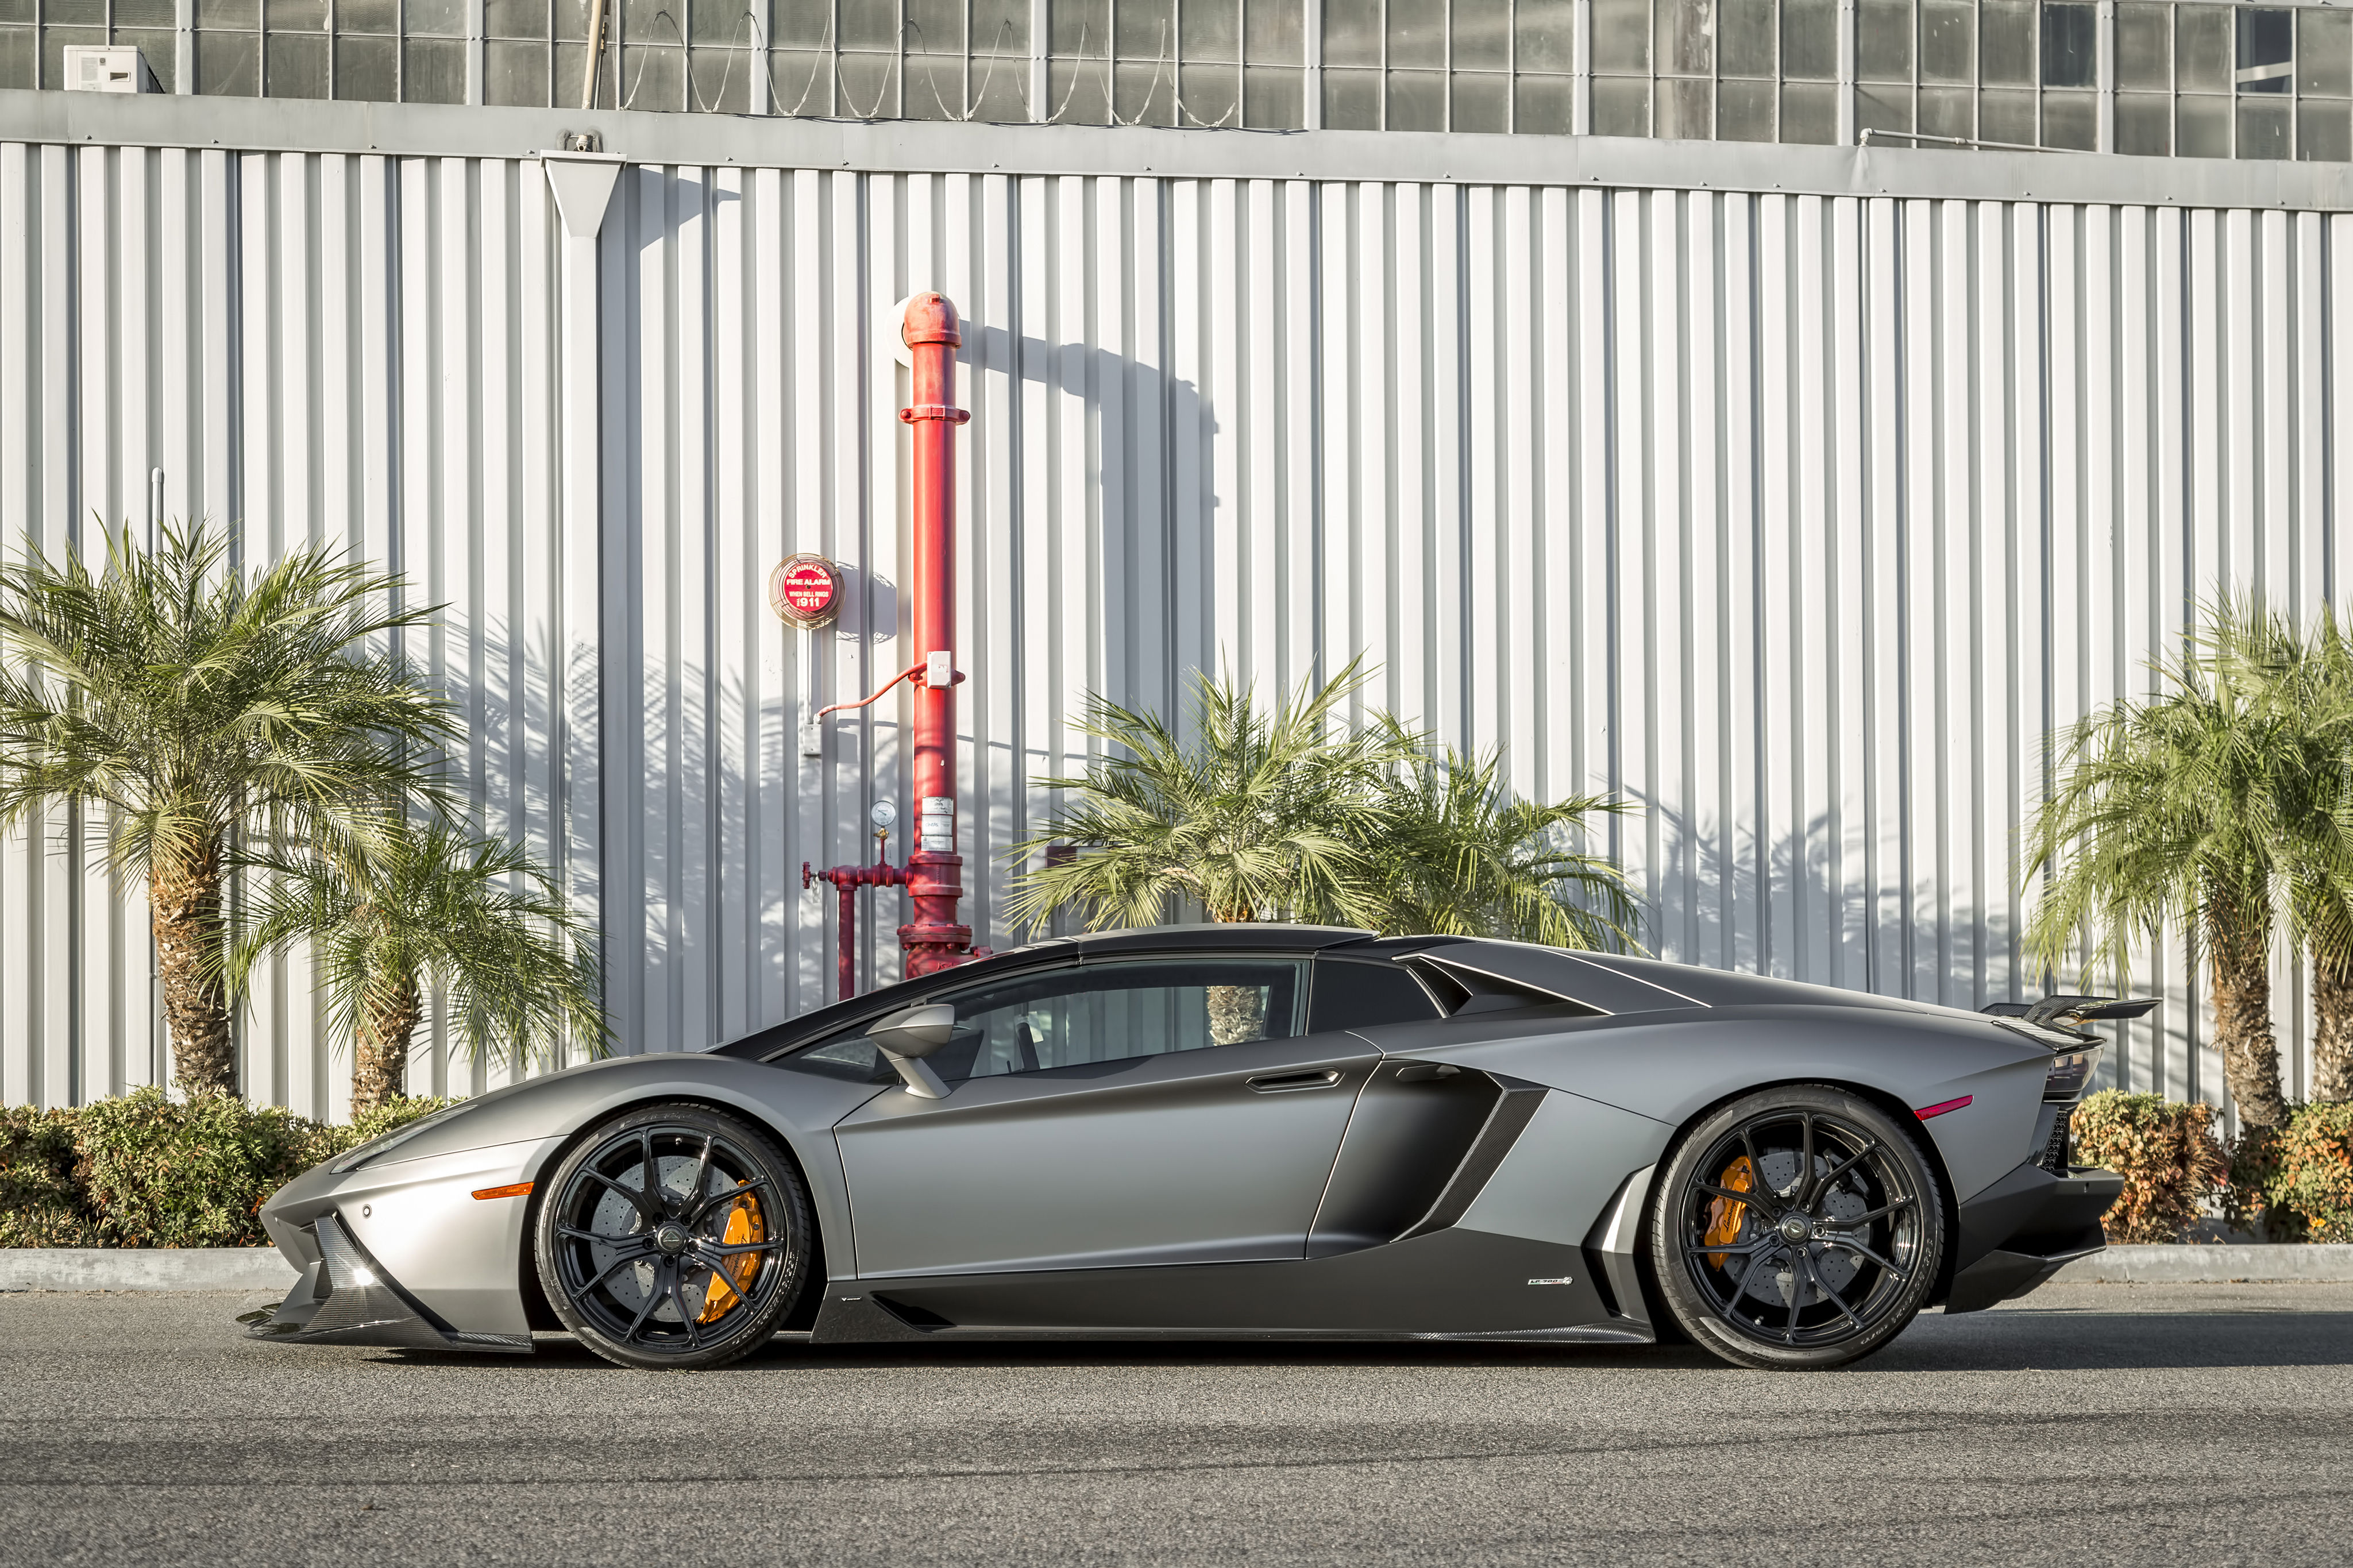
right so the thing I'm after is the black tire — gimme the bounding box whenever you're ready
[536,1102,812,1370]
[1649,1085,1945,1370]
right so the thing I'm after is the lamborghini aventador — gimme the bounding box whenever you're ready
[240,926,2128,1372]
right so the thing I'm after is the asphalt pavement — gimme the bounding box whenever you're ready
[2,1283,2347,1567]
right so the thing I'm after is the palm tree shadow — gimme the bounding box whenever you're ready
[1645,799,2020,1010]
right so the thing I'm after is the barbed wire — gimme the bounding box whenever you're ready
[595,5,1253,132]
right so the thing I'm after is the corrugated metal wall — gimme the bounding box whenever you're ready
[3,137,2346,1121]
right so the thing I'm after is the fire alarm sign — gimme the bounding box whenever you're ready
[769,553,842,628]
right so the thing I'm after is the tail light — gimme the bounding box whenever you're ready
[2043,1047,2102,1101]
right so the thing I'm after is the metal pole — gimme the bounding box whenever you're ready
[580,0,606,109]
[838,878,857,1003]
[897,293,974,980]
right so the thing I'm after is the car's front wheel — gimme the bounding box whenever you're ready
[536,1102,812,1370]
[1650,1086,1945,1370]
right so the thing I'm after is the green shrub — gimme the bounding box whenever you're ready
[0,1104,97,1246]
[57,1088,455,1249]
[2274,1103,2353,1239]
[2070,1090,2231,1243]
[2231,1102,2353,1242]
[2225,1125,2298,1241]
[74,1088,323,1248]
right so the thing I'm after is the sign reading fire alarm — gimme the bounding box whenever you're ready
[769,553,842,628]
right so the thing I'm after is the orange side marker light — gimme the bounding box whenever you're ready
[472,1181,535,1200]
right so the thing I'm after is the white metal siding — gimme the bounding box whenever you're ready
[2,138,2343,1122]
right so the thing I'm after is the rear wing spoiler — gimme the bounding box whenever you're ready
[1981,994,2158,1029]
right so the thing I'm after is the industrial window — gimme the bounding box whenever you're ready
[1859,0,2097,150]
[1323,0,1577,134]
[0,0,178,92]
[1587,0,1838,142]
[15,0,2353,157]
[2040,2,2093,86]
[2111,2,2346,160]
[1044,0,1303,129]
[763,0,1028,120]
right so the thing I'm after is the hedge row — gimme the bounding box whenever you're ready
[2072,1091,2353,1244]
[0,1088,452,1249]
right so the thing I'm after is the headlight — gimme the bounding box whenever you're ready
[327,1102,475,1174]
[2043,1047,2103,1102]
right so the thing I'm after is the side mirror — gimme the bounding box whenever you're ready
[868,1003,955,1057]
[867,1005,957,1098]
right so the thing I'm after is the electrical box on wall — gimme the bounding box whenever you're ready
[63,47,160,94]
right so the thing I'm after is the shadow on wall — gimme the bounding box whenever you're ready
[1645,795,2036,1002]
[1641,797,2230,1109]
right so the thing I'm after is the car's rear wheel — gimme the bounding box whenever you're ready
[536,1103,812,1370]
[1650,1086,1945,1370]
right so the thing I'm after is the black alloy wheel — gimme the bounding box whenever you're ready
[536,1102,812,1370]
[1650,1086,1945,1370]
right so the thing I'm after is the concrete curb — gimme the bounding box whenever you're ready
[0,1248,297,1292]
[2051,1245,2353,1283]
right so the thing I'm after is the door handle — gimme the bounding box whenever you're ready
[1246,1069,1343,1093]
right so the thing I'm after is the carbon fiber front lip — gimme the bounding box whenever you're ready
[240,1214,531,1354]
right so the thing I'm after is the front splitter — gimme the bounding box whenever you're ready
[238,1213,531,1355]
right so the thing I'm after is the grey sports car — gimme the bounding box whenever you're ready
[242,926,2127,1372]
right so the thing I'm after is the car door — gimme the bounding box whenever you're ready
[834,955,1380,1279]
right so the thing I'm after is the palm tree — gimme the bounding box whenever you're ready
[230,819,608,1111]
[1006,660,1413,931]
[1354,721,1641,950]
[2202,602,2353,1102]
[0,523,450,1095]
[2023,631,2299,1129]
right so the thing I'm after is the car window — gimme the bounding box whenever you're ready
[927,958,1306,1083]
[774,1019,901,1085]
[1306,957,1446,1032]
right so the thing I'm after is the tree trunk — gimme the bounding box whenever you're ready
[2208,902,2290,1129]
[2313,949,2353,1102]
[353,975,422,1114]
[1205,906,1266,1045]
[1206,983,1269,1046]
[151,845,233,1095]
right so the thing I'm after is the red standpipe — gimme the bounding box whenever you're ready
[894,294,975,982]
[803,852,907,1004]
[801,293,981,1002]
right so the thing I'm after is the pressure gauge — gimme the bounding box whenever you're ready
[870,801,899,831]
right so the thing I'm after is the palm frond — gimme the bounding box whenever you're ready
[1005,658,1412,931]
[228,818,610,1071]
[1005,661,1643,951]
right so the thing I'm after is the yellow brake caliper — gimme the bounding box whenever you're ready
[1703,1156,1754,1270]
[697,1194,765,1323]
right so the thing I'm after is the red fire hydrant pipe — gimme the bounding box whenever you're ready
[835,876,857,1002]
[803,854,911,1003]
[799,294,978,1002]
[897,293,974,980]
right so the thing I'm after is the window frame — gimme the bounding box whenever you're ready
[770,952,1321,1085]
